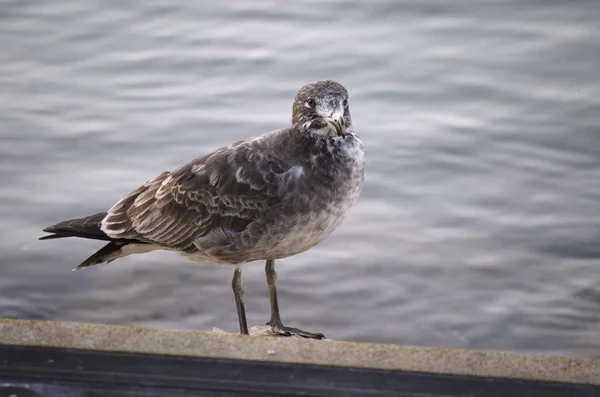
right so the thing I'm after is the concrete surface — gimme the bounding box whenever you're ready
[0,318,598,385]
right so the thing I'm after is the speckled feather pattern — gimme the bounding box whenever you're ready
[45,80,365,267]
[101,128,364,264]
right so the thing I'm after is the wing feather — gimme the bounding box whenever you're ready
[101,132,291,254]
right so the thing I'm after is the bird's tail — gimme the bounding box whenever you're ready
[40,212,147,270]
[40,212,111,241]
[74,240,128,270]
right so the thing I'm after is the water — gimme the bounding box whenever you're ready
[1,0,599,357]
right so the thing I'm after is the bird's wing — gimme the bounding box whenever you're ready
[100,134,292,252]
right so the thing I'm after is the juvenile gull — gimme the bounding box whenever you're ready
[40,80,366,339]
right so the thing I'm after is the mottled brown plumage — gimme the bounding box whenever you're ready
[41,80,365,339]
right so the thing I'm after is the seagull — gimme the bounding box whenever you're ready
[40,80,366,339]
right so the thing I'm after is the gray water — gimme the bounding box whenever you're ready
[1,0,599,357]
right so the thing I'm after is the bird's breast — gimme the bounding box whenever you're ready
[269,135,365,256]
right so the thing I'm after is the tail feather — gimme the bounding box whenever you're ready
[74,241,126,270]
[41,212,110,241]
[41,212,152,270]
[39,233,75,241]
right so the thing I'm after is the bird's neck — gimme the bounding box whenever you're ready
[289,126,362,166]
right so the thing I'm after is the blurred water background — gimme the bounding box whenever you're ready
[1,0,599,357]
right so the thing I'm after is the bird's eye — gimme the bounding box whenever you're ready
[343,99,348,108]
[306,98,316,107]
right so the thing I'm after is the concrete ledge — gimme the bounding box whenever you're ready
[1,318,598,386]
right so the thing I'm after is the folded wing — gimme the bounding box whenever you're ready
[101,136,289,254]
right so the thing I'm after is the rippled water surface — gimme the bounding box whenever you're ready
[1,0,599,356]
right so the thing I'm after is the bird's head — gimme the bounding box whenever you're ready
[291,80,352,138]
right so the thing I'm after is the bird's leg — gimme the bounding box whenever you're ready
[265,259,324,339]
[232,267,249,335]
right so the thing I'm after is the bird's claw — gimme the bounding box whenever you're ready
[267,322,325,339]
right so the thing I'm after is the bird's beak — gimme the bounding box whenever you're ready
[327,113,345,137]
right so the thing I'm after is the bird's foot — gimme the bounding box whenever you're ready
[267,321,325,339]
